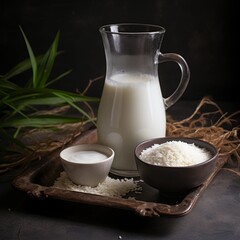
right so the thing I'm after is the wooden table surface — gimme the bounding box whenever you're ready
[0,100,239,240]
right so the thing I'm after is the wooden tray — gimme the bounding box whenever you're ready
[12,128,227,217]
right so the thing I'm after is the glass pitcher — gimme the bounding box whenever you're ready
[97,24,190,177]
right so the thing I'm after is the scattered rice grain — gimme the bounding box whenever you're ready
[53,172,141,197]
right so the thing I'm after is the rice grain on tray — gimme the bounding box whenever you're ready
[53,172,141,197]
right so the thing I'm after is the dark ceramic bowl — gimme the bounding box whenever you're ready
[135,137,218,196]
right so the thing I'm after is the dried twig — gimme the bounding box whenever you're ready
[167,97,240,168]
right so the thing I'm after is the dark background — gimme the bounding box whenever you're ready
[0,0,238,102]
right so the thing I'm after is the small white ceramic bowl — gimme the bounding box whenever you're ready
[60,144,114,187]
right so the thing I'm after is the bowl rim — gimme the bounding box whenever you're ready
[60,144,115,166]
[135,137,218,169]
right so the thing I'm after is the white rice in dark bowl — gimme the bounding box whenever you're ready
[139,141,212,167]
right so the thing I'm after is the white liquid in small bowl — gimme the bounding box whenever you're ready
[60,144,114,187]
[68,151,108,163]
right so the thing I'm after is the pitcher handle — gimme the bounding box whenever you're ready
[156,51,190,110]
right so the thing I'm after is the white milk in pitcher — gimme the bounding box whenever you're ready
[97,73,166,176]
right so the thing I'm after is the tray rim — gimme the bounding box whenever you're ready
[12,128,227,217]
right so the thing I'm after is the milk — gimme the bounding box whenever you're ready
[97,73,166,176]
[68,151,107,163]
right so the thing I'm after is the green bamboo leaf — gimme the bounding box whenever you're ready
[1,59,32,81]
[19,26,38,87]
[1,88,98,122]
[2,88,98,106]
[1,100,29,119]
[0,79,19,91]
[0,79,20,98]
[13,127,22,139]
[2,58,35,82]
[52,91,96,126]
[46,69,72,87]
[36,31,60,88]
[1,51,63,85]
[14,95,95,106]
[0,115,82,128]
[0,28,99,159]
